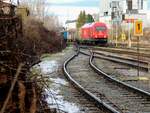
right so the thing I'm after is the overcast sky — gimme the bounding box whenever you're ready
[40,0,100,25]
[5,0,150,25]
[46,0,100,7]
[46,0,150,25]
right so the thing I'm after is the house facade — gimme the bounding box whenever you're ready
[99,0,148,28]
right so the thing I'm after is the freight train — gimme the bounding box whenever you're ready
[77,22,108,44]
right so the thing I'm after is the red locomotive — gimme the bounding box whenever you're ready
[79,22,108,44]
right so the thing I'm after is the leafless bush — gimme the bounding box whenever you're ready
[44,15,60,31]
[22,17,65,56]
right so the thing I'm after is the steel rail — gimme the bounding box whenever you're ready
[94,51,149,72]
[63,50,120,113]
[94,51,148,64]
[79,47,149,72]
[89,51,150,98]
[93,47,150,58]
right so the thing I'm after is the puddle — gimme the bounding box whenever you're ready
[50,78,68,85]
[32,57,82,113]
[39,60,58,74]
[46,78,81,113]
[32,60,58,75]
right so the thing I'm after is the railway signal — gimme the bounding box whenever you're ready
[134,20,143,36]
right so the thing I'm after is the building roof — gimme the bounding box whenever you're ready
[65,20,77,24]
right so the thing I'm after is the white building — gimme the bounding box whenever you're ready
[99,0,148,28]
[65,20,77,40]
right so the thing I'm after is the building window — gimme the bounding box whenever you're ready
[127,0,132,10]
[104,12,108,16]
[141,0,143,9]
[138,0,143,9]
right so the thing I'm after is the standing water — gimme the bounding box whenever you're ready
[31,52,82,113]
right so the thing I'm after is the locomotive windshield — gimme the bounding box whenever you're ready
[96,26,106,31]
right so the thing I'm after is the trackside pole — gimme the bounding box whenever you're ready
[115,22,118,47]
[137,36,140,78]
[128,12,131,48]
[128,21,131,48]
[134,20,143,79]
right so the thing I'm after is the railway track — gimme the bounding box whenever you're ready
[63,47,150,113]
[80,46,149,72]
[108,42,150,51]
[62,82,105,113]
[64,52,119,113]
[93,51,149,72]
[92,47,150,58]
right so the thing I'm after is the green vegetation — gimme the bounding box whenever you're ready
[86,14,95,23]
[76,10,95,29]
[76,11,86,29]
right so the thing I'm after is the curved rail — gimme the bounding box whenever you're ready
[80,46,149,71]
[94,51,148,64]
[63,51,120,113]
[93,47,150,58]
[89,52,150,98]
[94,51,149,72]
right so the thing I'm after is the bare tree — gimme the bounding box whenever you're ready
[30,0,48,22]
[35,0,45,21]
[18,0,46,22]
[19,0,61,30]
[44,15,60,31]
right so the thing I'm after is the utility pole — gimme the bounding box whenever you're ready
[111,1,122,47]
[115,21,118,47]
[128,11,131,48]
[111,20,113,43]
[17,0,20,5]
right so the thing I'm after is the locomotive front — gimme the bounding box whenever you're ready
[91,22,108,44]
[80,22,108,44]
